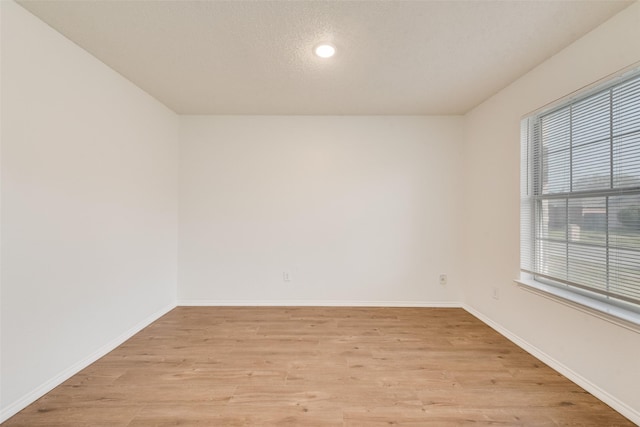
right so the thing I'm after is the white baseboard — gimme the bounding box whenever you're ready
[0,302,176,423]
[177,299,461,308]
[462,304,640,426]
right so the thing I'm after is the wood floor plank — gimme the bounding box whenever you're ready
[2,307,634,426]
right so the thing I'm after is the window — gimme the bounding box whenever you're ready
[521,68,640,318]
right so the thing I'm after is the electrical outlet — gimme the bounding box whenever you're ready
[439,274,447,285]
[492,287,500,300]
[283,271,291,282]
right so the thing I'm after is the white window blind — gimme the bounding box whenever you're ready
[521,70,640,312]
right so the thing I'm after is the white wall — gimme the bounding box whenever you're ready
[178,116,463,305]
[1,1,179,419]
[462,2,640,421]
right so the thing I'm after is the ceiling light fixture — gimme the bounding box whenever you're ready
[314,43,336,58]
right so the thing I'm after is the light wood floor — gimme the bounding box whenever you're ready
[4,307,633,426]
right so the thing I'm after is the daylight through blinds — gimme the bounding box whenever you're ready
[521,70,640,309]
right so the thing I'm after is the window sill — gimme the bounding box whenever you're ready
[515,277,640,333]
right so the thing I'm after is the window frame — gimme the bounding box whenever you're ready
[519,66,640,328]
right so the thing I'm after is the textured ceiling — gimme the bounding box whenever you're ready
[17,0,633,115]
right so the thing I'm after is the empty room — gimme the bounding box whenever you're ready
[1,0,640,425]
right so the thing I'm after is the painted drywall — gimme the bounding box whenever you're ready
[462,2,640,420]
[178,116,463,305]
[1,0,179,418]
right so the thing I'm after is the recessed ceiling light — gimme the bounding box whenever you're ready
[314,43,336,58]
